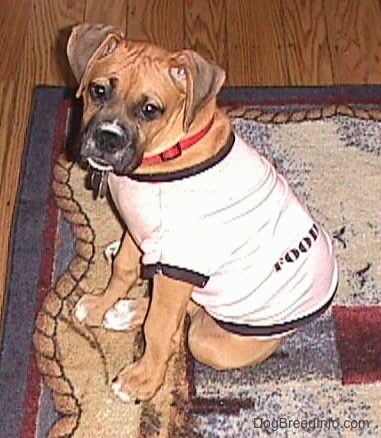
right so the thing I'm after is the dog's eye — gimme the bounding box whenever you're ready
[89,82,112,104]
[140,103,163,121]
[90,83,106,98]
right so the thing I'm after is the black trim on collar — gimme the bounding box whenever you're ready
[129,132,235,183]
[142,263,209,288]
[213,282,338,337]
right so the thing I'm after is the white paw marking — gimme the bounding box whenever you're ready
[103,300,137,330]
[74,301,88,322]
[104,240,121,264]
[112,381,133,403]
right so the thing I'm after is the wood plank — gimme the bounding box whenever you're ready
[226,0,288,86]
[0,0,32,81]
[22,0,86,87]
[184,0,227,71]
[283,0,333,85]
[0,82,17,189]
[324,0,381,84]
[127,0,184,50]
[0,0,85,331]
[85,0,128,32]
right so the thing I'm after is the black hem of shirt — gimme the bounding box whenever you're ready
[213,282,338,337]
[142,263,209,288]
[129,132,235,183]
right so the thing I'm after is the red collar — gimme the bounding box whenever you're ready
[141,118,214,165]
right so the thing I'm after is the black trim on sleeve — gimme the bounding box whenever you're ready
[130,133,235,183]
[142,263,209,288]
[213,282,338,337]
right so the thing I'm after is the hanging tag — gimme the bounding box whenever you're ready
[90,169,109,200]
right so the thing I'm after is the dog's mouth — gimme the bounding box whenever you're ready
[80,119,143,177]
[85,153,143,176]
[87,157,114,172]
[85,157,113,199]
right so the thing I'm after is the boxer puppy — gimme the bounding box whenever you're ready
[67,23,338,402]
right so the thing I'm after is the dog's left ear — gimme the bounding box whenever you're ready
[170,51,225,131]
[67,23,124,97]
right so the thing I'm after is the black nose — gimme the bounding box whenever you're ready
[95,122,127,153]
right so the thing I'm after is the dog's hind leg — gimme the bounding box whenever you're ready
[187,306,283,370]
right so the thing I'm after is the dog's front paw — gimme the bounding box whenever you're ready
[103,298,148,331]
[111,357,166,402]
[74,294,110,327]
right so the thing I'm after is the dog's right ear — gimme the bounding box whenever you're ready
[67,23,124,98]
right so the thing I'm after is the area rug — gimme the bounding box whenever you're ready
[1,85,380,437]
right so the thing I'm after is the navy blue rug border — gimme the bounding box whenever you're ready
[219,84,381,105]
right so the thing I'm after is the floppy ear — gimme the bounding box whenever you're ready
[67,23,124,97]
[169,50,225,131]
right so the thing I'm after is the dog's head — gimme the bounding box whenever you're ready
[67,23,225,175]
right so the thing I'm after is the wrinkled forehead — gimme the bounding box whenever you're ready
[88,41,176,91]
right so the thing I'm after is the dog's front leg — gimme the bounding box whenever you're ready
[75,231,142,327]
[112,274,193,402]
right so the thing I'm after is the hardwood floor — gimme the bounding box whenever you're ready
[1,0,381,332]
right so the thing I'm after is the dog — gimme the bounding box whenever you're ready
[67,23,338,403]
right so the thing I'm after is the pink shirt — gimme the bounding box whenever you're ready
[108,134,338,337]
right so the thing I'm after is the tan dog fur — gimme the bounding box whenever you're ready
[67,23,282,402]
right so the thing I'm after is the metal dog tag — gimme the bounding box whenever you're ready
[90,169,109,199]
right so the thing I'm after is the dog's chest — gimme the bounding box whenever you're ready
[107,175,162,241]
[106,136,311,258]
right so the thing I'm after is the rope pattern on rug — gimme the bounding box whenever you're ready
[226,103,381,123]
[33,155,95,437]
